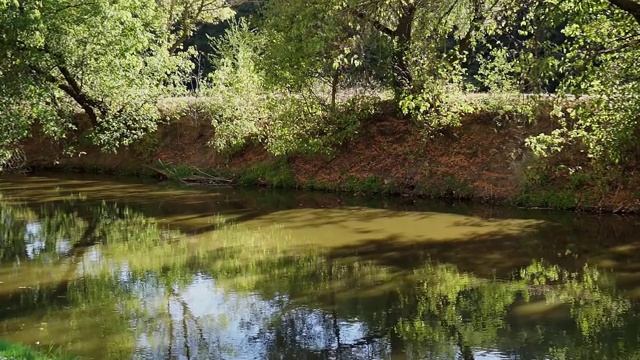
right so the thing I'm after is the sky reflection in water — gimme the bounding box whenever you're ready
[1,174,640,359]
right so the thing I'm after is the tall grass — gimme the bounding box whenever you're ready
[0,341,76,360]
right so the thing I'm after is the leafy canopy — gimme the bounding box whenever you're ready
[0,0,234,153]
[525,0,640,163]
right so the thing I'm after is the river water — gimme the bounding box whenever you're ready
[1,174,639,359]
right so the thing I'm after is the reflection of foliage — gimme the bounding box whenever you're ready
[0,195,171,263]
[397,260,637,359]
[0,196,177,358]
[0,196,35,261]
[2,196,640,359]
[102,221,640,360]
[397,264,525,359]
[520,261,631,337]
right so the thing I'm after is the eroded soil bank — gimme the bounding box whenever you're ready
[19,109,640,213]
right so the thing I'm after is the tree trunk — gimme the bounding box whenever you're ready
[456,328,475,360]
[331,68,340,110]
[351,5,416,95]
[73,219,99,248]
[392,4,416,94]
[458,0,486,59]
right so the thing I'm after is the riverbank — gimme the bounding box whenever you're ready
[17,100,640,213]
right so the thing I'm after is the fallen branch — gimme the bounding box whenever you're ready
[144,164,171,179]
[180,174,234,187]
[149,161,235,187]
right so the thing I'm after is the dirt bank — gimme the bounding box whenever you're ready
[18,108,640,213]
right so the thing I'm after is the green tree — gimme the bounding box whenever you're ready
[258,0,493,96]
[516,0,640,163]
[255,0,527,129]
[0,0,234,153]
[259,0,366,107]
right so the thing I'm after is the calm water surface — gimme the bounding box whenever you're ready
[1,174,640,359]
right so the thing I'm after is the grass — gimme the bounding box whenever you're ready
[516,190,578,209]
[237,158,296,188]
[344,175,391,194]
[0,341,75,360]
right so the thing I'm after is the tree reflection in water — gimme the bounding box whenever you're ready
[0,193,639,359]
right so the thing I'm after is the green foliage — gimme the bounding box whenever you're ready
[1,0,639,175]
[0,194,171,263]
[264,95,375,156]
[0,0,235,153]
[517,190,578,209]
[520,260,630,337]
[399,86,475,127]
[199,21,377,156]
[200,0,640,167]
[397,257,634,359]
[554,0,640,164]
[257,0,529,130]
[199,20,267,153]
[258,0,356,93]
[237,158,296,188]
[302,179,340,192]
[130,132,159,159]
[0,341,75,360]
[0,146,27,174]
[344,175,388,194]
[515,157,621,209]
[470,94,541,124]
[504,0,640,164]
[517,162,580,208]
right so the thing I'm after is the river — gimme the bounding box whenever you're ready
[1,174,639,359]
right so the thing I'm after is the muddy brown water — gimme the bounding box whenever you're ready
[1,173,640,359]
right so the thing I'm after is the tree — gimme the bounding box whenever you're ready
[341,0,514,94]
[159,0,236,53]
[518,0,640,163]
[0,0,234,153]
[257,0,514,124]
[259,0,363,107]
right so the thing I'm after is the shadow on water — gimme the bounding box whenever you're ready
[2,174,640,359]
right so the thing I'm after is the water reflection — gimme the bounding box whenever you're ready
[0,175,640,359]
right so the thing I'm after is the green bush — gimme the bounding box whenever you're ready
[238,159,296,188]
[516,191,578,209]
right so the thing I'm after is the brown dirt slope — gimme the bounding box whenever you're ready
[18,110,640,212]
[289,113,537,199]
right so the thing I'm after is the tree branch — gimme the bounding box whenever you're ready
[352,10,396,38]
[56,65,102,126]
[41,45,105,125]
[27,63,101,127]
[458,0,488,57]
[609,0,640,25]
[168,7,195,53]
[16,42,103,126]
[596,38,640,55]
[437,0,462,30]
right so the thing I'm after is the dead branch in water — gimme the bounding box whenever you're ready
[149,161,234,187]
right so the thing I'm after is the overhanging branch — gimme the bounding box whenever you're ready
[28,64,101,127]
[609,0,640,25]
[352,10,396,38]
